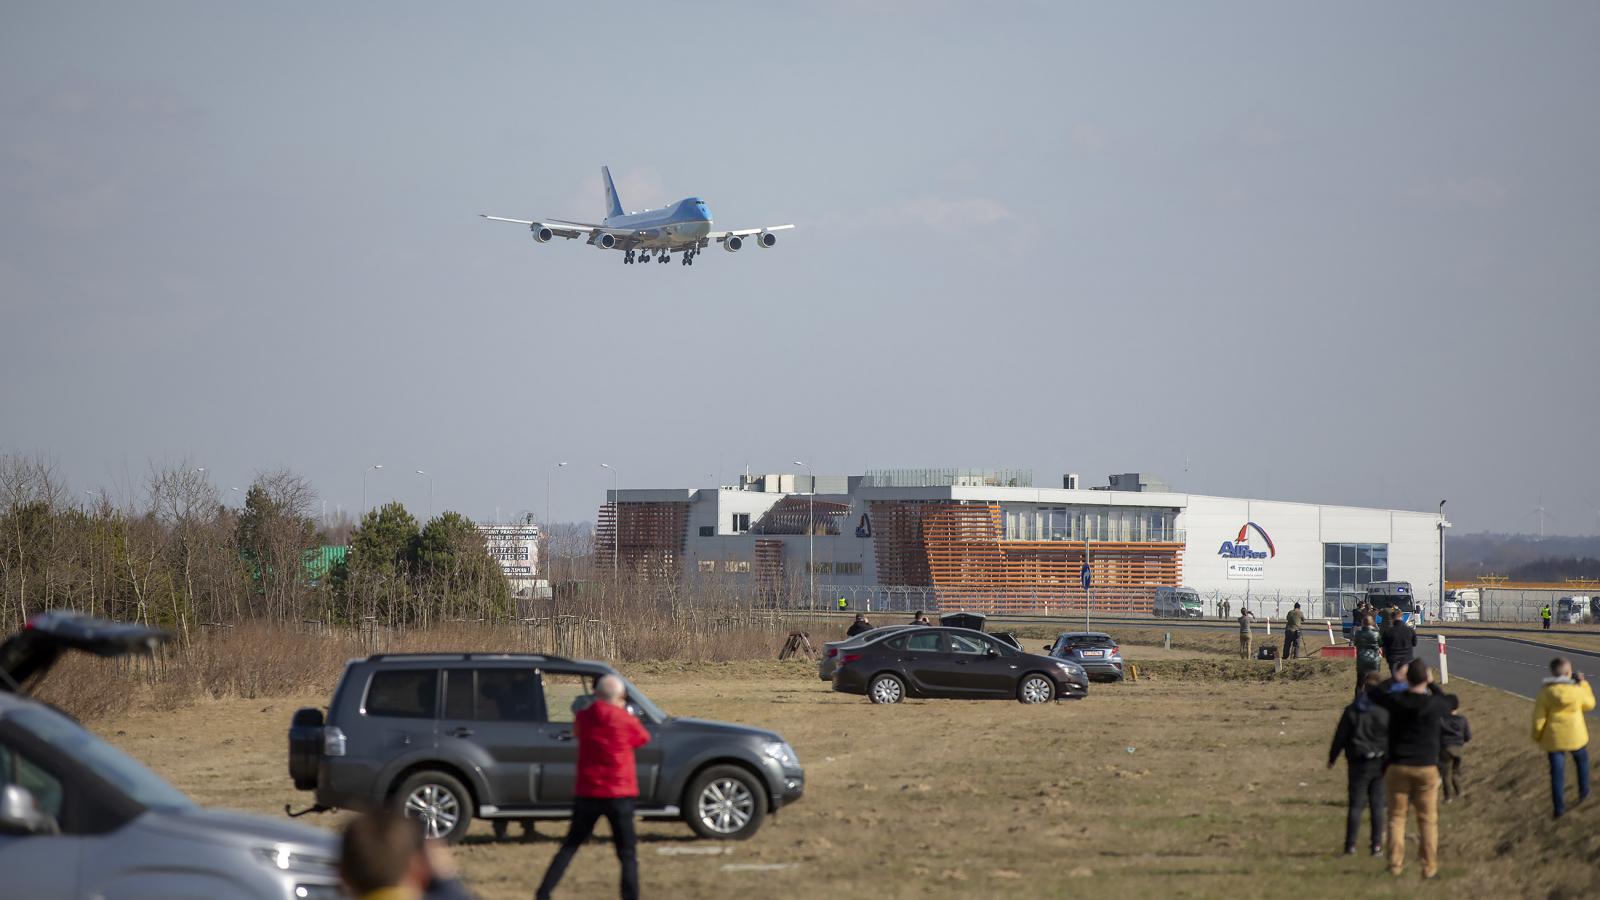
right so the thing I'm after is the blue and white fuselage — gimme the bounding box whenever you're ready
[600,197,714,249]
[482,166,793,266]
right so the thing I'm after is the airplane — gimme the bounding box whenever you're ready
[482,166,794,266]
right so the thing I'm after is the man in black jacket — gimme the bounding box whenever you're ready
[1381,617,1417,673]
[1329,670,1390,856]
[1368,659,1452,879]
[845,614,873,637]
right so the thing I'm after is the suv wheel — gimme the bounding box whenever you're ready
[685,765,766,840]
[395,770,472,843]
[868,673,905,704]
[1018,674,1055,704]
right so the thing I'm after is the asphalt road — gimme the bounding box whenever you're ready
[1417,635,1600,711]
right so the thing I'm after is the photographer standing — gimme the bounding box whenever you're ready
[1532,657,1595,819]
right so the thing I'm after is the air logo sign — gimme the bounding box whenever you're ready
[1219,522,1273,580]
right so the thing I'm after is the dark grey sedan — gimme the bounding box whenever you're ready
[1043,632,1125,682]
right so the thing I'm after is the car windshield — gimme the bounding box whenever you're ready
[9,705,193,811]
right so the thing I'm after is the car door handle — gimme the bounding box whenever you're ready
[554,731,574,742]
[448,727,474,738]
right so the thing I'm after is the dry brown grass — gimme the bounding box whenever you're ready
[82,648,1599,898]
[37,611,844,721]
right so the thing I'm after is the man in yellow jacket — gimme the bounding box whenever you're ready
[1532,657,1595,818]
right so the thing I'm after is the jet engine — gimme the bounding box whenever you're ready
[532,226,554,243]
[594,233,617,250]
[722,235,743,252]
[755,231,778,248]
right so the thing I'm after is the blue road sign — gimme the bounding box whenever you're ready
[1080,564,1092,591]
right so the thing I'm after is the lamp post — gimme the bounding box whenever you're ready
[363,464,383,516]
[1438,499,1448,618]
[415,469,433,520]
[547,461,567,587]
[794,460,815,608]
[600,463,619,582]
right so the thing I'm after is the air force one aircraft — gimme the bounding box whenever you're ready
[482,167,793,266]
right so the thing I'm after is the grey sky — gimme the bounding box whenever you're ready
[2,2,1597,533]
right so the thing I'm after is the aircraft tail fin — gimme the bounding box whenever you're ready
[601,166,624,219]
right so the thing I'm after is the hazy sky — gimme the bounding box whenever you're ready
[3,2,1597,533]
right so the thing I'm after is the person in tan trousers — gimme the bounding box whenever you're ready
[1367,659,1452,878]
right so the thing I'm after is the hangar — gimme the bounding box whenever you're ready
[596,469,1443,618]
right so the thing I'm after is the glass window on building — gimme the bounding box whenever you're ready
[1322,542,1389,618]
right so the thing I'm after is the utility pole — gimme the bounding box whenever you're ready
[547,461,566,588]
[795,460,815,608]
[1438,499,1448,618]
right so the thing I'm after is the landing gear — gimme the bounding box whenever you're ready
[623,250,635,264]
[659,252,670,264]
[638,251,651,264]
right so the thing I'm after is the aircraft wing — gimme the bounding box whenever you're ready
[708,224,795,242]
[480,215,597,239]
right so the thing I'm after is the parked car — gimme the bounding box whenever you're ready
[0,612,344,900]
[1043,632,1125,682]
[819,625,917,681]
[289,652,804,843]
[1557,596,1590,625]
[832,627,1088,704]
[1152,587,1204,619]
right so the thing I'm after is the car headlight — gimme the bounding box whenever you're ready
[761,741,800,769]
[255,845,337,876]
[1056,662,1085,678]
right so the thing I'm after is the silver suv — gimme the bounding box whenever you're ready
[289,653,804,843]
[0,613,342,899]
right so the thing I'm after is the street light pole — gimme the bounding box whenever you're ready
[547,461,567,588]
[415,469,433,519]
[794,460,815,608]
[363,464,383,517]
[601,463,619,583]
[1438,499,1447,618]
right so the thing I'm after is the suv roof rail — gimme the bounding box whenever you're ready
[362,652,578,664]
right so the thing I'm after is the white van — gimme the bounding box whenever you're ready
[1153,586,1204,619]
[1446,589,1481,621]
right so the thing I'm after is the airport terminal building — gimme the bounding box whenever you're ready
[597,469,1444,618]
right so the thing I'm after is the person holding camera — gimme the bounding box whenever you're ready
[1533,657,1595,819]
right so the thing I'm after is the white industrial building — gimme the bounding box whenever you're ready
[597,469,1444,618]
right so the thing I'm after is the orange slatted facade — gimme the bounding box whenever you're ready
[870,500,1183,614]
[594,501,689,578]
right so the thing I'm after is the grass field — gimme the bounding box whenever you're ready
[81,640,1600,899]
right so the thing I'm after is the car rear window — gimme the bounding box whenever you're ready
[365,669,437,718]
[1065,635,1116,649]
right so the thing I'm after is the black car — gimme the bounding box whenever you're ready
[289,652,803,843]
[831,627,1088,704]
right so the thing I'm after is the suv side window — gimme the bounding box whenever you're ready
[475,669,540,722]
[365,669,438,719]
[542,673,595,724]
[0,742,64,820]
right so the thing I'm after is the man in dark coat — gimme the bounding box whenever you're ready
[845,614,873,637]
[1381,617,1417,673]
[1330,669,1390,856]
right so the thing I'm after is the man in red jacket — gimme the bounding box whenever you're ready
[536,674,651,900]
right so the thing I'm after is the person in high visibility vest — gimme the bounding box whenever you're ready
[837,597,848,612]
[1542,604,1552,630]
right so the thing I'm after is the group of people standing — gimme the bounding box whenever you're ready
[1329,642,1595,879]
